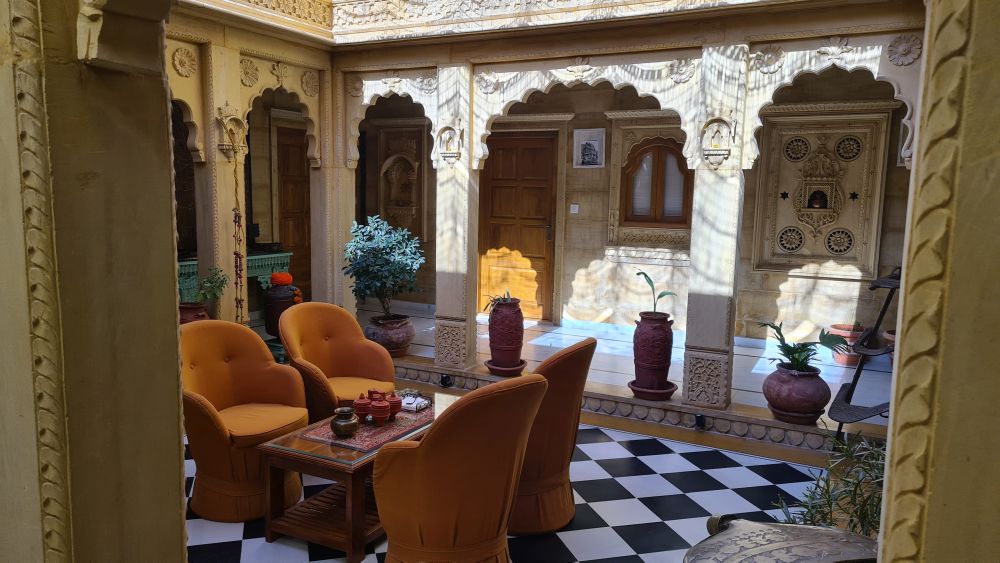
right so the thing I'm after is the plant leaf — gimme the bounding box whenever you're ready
[636,270,655,292]
[657,290,676,299]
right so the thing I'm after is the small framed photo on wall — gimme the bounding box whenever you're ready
[573,128,605,168]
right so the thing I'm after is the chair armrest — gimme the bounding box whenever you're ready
[182,391,233,475]
[351,339,396,383]
[289,356,338,421]
[373,440,421,498]
[238,363,306,408]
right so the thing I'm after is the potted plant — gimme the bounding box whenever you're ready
[343,215,425,357]
[629,270,678,401]
[484,289,525,376]
[758,321,848,425]
[179,266,229,324]
[828,321,866,366]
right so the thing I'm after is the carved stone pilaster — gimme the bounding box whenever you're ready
[682,350,731,409]
[434,319,469,368]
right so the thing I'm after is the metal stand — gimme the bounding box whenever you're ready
[829,267,900,440]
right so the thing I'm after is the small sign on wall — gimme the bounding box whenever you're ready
[573,128,605,168]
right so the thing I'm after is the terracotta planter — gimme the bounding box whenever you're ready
[364,314,416,357]
[882,329,896,365]
[487,299,525,375]
[629,312,677,401]
[829,324,865,366]
[762,363,831,425]
[179,302,209,324]
[264,282,300,338]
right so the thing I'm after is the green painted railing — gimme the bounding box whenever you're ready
[178,252,293,303]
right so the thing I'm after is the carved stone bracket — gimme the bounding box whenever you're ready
[701,117,733,169]
[216,103,248,161]
[76,1,170,73]
[682,350,731,409]
[434,319,469,368]
[436,124,463,166]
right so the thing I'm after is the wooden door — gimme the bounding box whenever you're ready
[276,127,312,298]
[478,133,557,319]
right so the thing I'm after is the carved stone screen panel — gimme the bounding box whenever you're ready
[378,126,427,239]
[752,103,895,279]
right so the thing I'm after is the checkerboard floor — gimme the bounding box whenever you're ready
[186,425,818,562]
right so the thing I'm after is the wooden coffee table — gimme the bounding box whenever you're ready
[258,397,450,563]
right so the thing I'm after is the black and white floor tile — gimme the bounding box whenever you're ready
[185,426,817,562]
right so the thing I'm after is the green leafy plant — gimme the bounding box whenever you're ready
[758,321,848,372]
[195,267,229,304]
[483,289,516,313]
[636,270,675,313]
[778,434,885,537]
[343,215,425,317]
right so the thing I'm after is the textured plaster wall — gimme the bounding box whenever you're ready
[735,70,910,339]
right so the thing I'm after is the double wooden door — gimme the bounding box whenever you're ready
[276,127,312,298]
[478,133,557,320]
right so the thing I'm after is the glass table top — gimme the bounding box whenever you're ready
[260,392,457,467]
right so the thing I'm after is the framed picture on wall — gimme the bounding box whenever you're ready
[573,128,606,168]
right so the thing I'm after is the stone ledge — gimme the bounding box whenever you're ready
[392,357,880,453]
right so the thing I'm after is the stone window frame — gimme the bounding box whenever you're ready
[620,136,693,229]
[605,110,690,249]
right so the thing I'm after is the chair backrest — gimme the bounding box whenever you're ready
[180,320,275,411]
[377,375,548,552]
[521,338,597,484]
[279,302,372,380]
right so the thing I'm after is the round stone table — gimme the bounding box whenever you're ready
[683,515,877,562]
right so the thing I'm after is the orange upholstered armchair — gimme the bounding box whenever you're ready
[279,302,395,422]
[181,320,308,522]
[374,375,548,563]
[509,337,597,534]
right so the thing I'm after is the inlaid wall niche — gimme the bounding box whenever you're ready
[752,101,899,279]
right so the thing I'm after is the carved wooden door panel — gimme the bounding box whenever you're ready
[277,127,312,298]
[478,133,557,320]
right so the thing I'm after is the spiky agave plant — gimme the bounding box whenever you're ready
[758,321,848,372]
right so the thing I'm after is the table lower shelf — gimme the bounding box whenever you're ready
[269,482,383,551]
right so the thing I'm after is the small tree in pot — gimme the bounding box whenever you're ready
[179,267,229,324]
[758,322,848,425]
[344,216,425,357]
[629,270,678,401]
[484,289,525,376]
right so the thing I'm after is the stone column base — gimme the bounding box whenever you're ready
[682,348,732,409]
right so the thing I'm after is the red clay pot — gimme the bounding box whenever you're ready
[488,299,524,370]
[762,363,831,425]
[829,324,865,366]
[179,303,209,324]
[629,312,677,401]
[364,314,416,357]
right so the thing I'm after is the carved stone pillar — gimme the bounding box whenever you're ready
[881,1,1000,560]
[205,45,249,322]
[433,63,478,368]
[682,44,749,409]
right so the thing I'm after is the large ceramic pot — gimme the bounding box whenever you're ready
[486,299,525,376]
[264,282,300,338]
[829,324,865,366]
[762,363,831,425]
[364,314,416,357]
[179,303,209,324]
[629,312,677,401]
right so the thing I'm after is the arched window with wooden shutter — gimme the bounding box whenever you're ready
[621,137,693,228]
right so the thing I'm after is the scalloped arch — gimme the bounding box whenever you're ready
[169,97,204,163]
[746,62,916,169]
[475,76,696,170]
[348,91,433,169]
[246,87,321,167]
